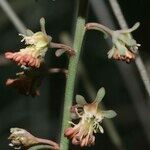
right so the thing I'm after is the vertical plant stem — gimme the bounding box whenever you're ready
[60,0,88,149]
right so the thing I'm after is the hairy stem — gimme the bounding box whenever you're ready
[60,0,88,149]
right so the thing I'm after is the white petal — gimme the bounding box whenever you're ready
[99,125,104,133]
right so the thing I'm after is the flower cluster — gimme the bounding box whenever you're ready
[5,18,73,96]
[5,18,75,69]
[86,22,140,63]
[65,87,117,147]
[108,23,140,62]
[5,18,51,68]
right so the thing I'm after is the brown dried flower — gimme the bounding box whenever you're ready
[8,128,59,150]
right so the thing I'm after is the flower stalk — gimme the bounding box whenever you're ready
[60,0,88,149]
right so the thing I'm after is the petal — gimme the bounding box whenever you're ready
[130,22,140,32]
[117,22,140,34]
[55,49,66,57]
[71,112,79,120]
[40,17,47,35]
[119,34,138,48]
[125,22,140,33]
[99,125,104,133]
[94,87,105,103]
[26,29,34,36]
[107,47,115,58]
[101,110,117,118]
[115,41,127,55]
[75,95,87,106]
[36,41,48,49]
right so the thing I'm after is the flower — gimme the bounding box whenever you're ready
[86,22,140,63]
[108,22,140,62]
[5,18,75,69]
[8,128,60,150]
[8,128,39,149]
[65,87,117,147]
[5,46,42,68]
[5,18,51,68]
[5,66,44,97]
[19,18,51,48]
[6,65,68,97]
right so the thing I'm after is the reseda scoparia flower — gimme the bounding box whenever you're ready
[86,22,140,63]
[5,18,75,69]
[5,18,51,68]
[65,87,117,147]
[8,128,59,150]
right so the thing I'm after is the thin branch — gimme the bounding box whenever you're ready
[0,0,26,33]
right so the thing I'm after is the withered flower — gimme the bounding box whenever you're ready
[5,65,45,97]
[86,22,140,63]
[6,65,68,97]
[65,87,117,147]
[8,128,39,149]
[8,128,59,150]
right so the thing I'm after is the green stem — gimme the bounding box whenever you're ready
[60,0,88,150]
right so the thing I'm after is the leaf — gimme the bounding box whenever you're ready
[75,95,87,106]
[95,87,105,103]
[101,110,117,118]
